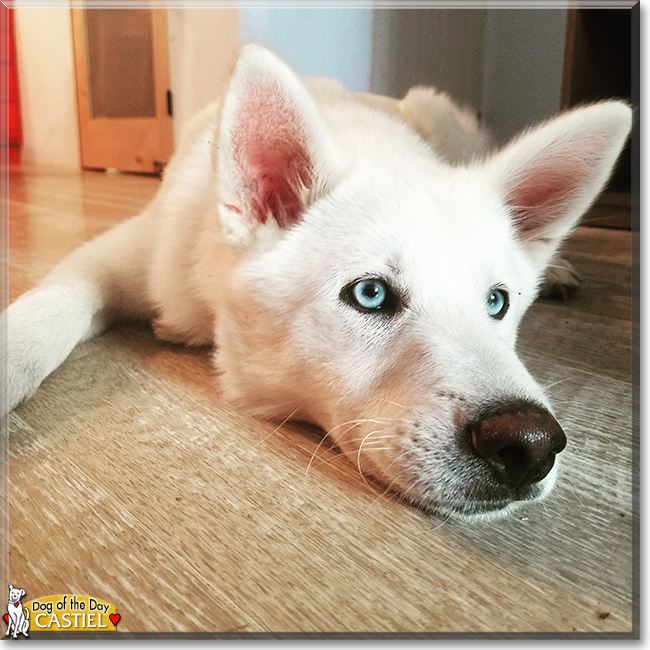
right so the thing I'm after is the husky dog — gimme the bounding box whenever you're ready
[5,45,632,519]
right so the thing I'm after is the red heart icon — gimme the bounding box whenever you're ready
[109,613,120,626]
[3,614,7,624]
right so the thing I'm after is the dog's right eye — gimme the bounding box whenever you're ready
[486,287,509,320]
[343,278,400,314]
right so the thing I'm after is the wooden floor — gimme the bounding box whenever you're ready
[4,165,637,637]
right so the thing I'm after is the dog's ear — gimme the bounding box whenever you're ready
[20,589,25,597]
[487,101,632,272]
[215,44,341,242]
[8,584,12,590]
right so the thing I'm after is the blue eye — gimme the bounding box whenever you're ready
[352,280,387,310]
[486,288,509,320]
[343,278,403,315]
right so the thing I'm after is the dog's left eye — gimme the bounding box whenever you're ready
[344,278,400,314]
[486,288,509,320]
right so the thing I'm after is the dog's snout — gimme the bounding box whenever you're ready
[470,400,566,489]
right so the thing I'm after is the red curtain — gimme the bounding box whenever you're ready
[1,3,22,163]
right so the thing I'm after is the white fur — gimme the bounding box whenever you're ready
[4,45,632,520]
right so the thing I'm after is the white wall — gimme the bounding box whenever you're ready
[370,8,567,141]
[371,9,488,111]
[166,7,239,146]
[481,8,567,144]
[14,2,80,168]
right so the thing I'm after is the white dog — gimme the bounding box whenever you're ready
[5,585,29,639]
[5,45,631,520]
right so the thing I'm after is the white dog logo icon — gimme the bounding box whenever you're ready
[5,584,29,638]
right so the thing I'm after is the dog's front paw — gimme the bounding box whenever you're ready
[540,258,581,300]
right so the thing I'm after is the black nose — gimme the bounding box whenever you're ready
[470,400,567,489]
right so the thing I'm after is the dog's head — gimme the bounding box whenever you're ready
[210,45,632,520]
[7,585,25,604]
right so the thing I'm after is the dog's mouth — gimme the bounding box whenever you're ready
[410,479,549,521]
[364,457,550,521]
[361,437,558,521]
[437,488,542,520]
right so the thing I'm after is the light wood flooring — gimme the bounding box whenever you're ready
[4,164,637,637]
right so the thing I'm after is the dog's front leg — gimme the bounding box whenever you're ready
[540,256,581,300]
[4,209,157,415]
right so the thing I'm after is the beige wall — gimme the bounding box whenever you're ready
[14,3,81,169]
[166,7,239,146]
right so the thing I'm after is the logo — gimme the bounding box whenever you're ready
[4,585,30,639]
[4,586,121,635]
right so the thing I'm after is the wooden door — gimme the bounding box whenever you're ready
[71,6,174,174]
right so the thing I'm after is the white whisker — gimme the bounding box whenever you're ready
[357,429,382,490]
[304,432,335,483]
[328,416,414,437]
[542,377,573,391]
[253,406,300,448]
[416,512,452,534]
[381,398,408,409]
[344,433,396,444]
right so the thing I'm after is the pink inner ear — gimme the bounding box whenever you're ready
[232,85,313,228]
[507,164,585,235]
[248,149,309,228]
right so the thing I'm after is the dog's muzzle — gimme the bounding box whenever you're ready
[469,400,567,490]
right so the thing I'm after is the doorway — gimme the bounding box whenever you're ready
[562,8,633,229]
